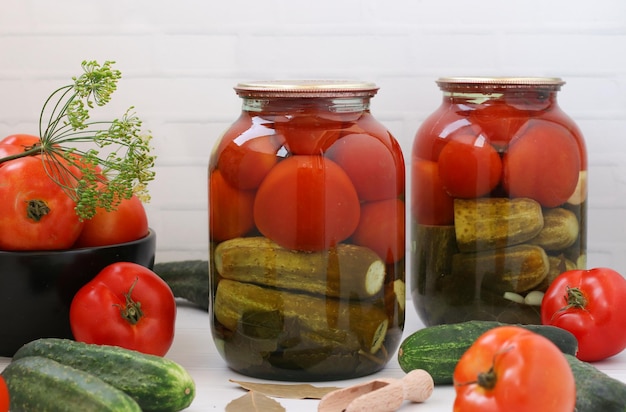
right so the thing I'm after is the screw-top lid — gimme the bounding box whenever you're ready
[234,80,379,98]
[436,77,565,91]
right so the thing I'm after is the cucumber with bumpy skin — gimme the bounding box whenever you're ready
[2,356,141,412]
[566,354,626,412]
[13,338,195,412]
[398,320,578,385]
[153,260,209,310]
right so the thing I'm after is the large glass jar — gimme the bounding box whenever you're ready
[208,80,406,381]
[411,77,587,326]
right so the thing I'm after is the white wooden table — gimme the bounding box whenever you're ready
[4,303,625,411]
[159,303,626,411]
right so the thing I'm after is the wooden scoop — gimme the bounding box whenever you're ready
[317,369,434,412]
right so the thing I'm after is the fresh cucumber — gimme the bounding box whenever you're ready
[153,260,209,310]
[2,356,141,412]
[566,354,626,412]
[13,338,195,412]
[398,320,579,385]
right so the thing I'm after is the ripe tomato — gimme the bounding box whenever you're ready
[0,156,84,250]
[0,133,40,148]
[453,326,575,412]
[503,120,581,207]
[326,133,403,202]
[469,101,528,148]
[209,169,255,242]
[412,108,470,162]
[437,132,502,198]
[274,113,343,155]
[74,194,149,248]
[0,376,8,412]
[0,143,24,167]
[70,262,176,356]
[354,112,395,140]
[541,267,626,361]
[216,126,284,190]
[411,158,454,225]
[253,155,360,251]
[351,198,405,263]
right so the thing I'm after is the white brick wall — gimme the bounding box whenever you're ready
[1,0,625,278]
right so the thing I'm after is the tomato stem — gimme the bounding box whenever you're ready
[564,286,587,309]
[0,145,43,165]
[457,345,514,391]
[0,61,155,220]
[477,367,497,390]
[115,277,144,325]
[26,200,50,222]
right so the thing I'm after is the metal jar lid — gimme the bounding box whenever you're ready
[436,77,565,92]
[234,80,380,98]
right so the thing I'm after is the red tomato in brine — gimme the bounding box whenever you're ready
[469,101,529,148]
[412,107,469,162]
[437,132,502,198]
[216,114,285,190]
[254,155,360,251]
[209,169,255,242]
[217,133,281,190]
[352,198,405,263]
[503,120,581,207]
[274,114,343,155]
[411,158,454,226]
[326,133,403,202]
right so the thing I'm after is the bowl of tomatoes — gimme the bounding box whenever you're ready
[0,132,156,355]
[0,229,156,356]
[0,62,160,356]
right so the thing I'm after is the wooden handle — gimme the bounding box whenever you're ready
[401,369,434,403]
[317,369,434,412]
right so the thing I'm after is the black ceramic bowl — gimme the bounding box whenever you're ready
[0,229,156,356]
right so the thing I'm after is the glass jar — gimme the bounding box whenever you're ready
[411,77,587,326]
[208,80,406,381]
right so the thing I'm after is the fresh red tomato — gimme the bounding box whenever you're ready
[351,198,405,263]
[437,132,502,198]
[216,126,284,190]
[411,158,454,225]
[0,143,24,166]
[70,262,176,356]
[0,376,8,412]
[541,267,626,361]
[0,134,41,169]
[453,326,575,412]
[0,156,84,250]
[326,133,403,202]
[503,120,581,207]
[209,169,255,242]
[0,133,40,148]
[74,194,149,248]
[253,155,360,251]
